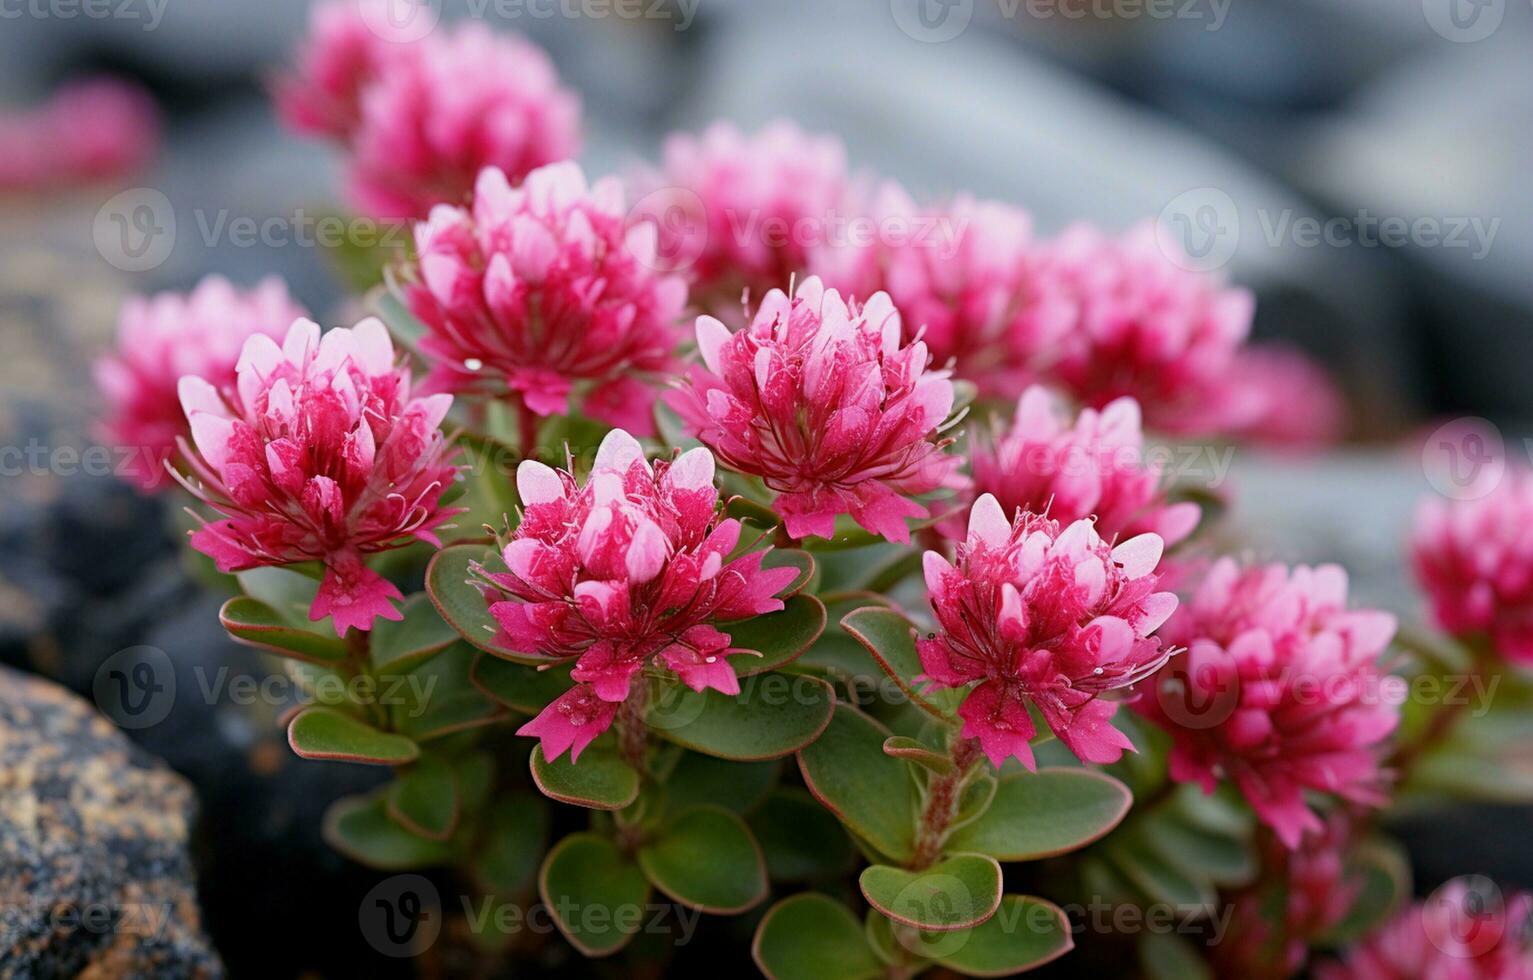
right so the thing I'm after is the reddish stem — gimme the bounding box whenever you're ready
[910,738,984,870]
[616,683,649,775]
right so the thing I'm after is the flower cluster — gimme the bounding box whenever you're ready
[279,1,580,219]
[638,120,855,317]
[666,277,962,543]
[1412,474,1533,665]
[1032,222,1259,437]
[1212,818,1363,979]
[1317,881,1533,980]
[94,276,307,491]
[918,494,1177,769]
[813,188,1072,399]
[272,0,407,140]
[0,76,157,191]
[407,162,687,434]
[1227,343,1346,450]
[479,430,799,761]
[1137,558,1399,847]
[946,384,1201,549]
[179,318,459,634]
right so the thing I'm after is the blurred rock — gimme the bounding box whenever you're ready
[0,665,222,979]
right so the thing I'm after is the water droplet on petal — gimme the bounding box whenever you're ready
[464,358,483,371]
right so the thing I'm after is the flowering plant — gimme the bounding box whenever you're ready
[88,6,1533,976]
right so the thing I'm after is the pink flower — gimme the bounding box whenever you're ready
[1317,881,1533,980]
[94,276,308,491]
[665,277,962,544]
[274,0,424,141]
[943,385,1201,548]
[346,21,580,218]
[813,187,1072,400]
[918,494,1177,769]
[1136,558,1399,848]
[0,76,157,190]
[178,318,459,635]
[637,120,855,318]
[406,162,687,434]
[1227,343,1347,451]
[479,430,799,761]
[1033,222,1259,436]
[1412,475,1533,665]
[1212,818,1364,979]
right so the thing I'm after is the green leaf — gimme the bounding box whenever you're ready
[529,744,640,811]
[426,544,554,665]
[748,788,855,881]
[724,595,827,675]
[1140,932,1214,980]
[236,566,330,631]
[883,735,954,774]
[636,805,767,913]
[646,673,835,761]
[324,792,454,869]
[654,400,702,453]
[860,853,1003,931]
[726,495,781,530]
[386,757,459,841]
[1104,834,1217,911]
[371,593,459,673]
[1137,808,1254,888]
[752,893,883,980]
[389,643,505,741]
[662,753,778,814]
[798,705,918,863]
[840,606,960,719]
[890,894,1075,976]
[946,769,1133,861]
[218,596,349,663]
[287,707,419,765]
[816,543,921,593]
[759,548,817,598]
[538,833,652,957]
[1320,837,1411,945]
[369,279,427,353]
[475,792,550,893]
[470,654,574,714]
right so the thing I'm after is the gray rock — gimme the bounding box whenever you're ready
[0,665,223,979]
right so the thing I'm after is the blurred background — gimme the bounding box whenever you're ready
[0,1,1528,976]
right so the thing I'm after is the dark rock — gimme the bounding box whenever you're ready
[0,665,223,979]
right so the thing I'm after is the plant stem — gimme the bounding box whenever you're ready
[513,393,540,464]
[910,738,983,870]
[617,683,650,775]
[344,628,388,729]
